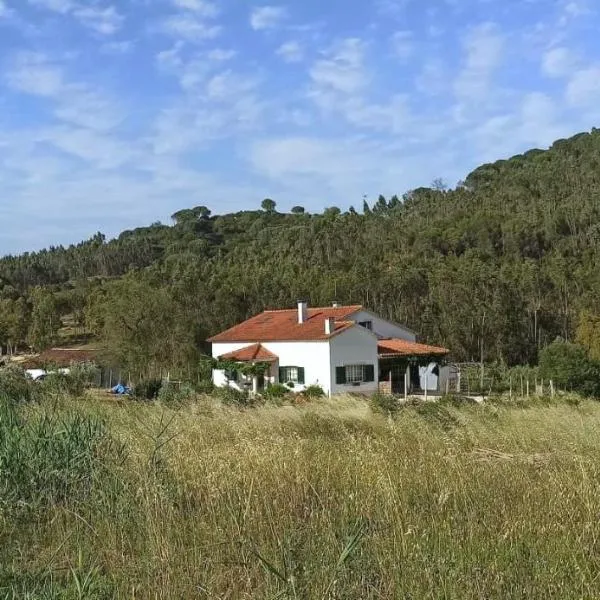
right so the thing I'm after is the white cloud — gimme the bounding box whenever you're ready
[101,40,135,54]
[6,52,123,132]
[28,0,124,35]
[276,41,303,63]
[73,6,123,35]
[309,38,367,94]
[454,22,504,101]
[162,12,220,40]
[6,53,65,97]
[566,66,600,107]
[28,0,73,14]
[542,47,575,78]
[250,5,287,30]
[0,1,10,17]
[172,0,218,17]
[390,31,414,61]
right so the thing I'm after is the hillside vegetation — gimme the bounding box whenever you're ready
[2,128,600,373]
[2,389,600,599]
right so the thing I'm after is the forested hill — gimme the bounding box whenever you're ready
[2,127,600,372]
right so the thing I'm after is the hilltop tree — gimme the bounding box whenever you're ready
[291,206,305,214]
[261,198,277,213]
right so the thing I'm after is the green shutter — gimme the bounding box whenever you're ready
[336,367,346,384]
[364,364,375,382]
[298,367,305,384]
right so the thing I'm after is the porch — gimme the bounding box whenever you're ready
[377,339,451,396]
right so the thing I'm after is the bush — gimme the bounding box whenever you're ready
[370,392,399,415]
[214,386,251,406]
[158,382,196,404]
[263,383,289,400]
[0,366,33,402]
[195,379,215,395]
[539,341,600,398]
[303,384,325,398]
[133,378,163,400]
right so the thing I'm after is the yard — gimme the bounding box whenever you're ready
[2,392,600,598]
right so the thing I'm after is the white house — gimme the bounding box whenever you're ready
[208,302,450,396]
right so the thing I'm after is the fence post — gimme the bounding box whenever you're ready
[404,370,408,401]
[526,379,530,398]
[550,379,555,397]
[509,376,512,399]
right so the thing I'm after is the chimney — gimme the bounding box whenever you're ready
[297,300,308,324]
[325,317,335,335]
[332,301,340,308]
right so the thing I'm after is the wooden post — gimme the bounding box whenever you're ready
[109,369,113,389]
[541,378,544,396]
[404,369,408,401]
[526,379,530,398]
[509,376,512,399]
[445,378,449,396]
[550,379,555,397]
[535,377,538,396]
[457,369,461,393]
[520,375,524,397]
[424,371,428,402]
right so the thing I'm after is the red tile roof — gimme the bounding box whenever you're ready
[208,305,363,342]
[218,343,278,362]
[21,348,100,369]
[378,339,449,358]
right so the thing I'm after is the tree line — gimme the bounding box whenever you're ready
[2,128,600,377]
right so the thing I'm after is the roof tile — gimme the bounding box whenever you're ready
[208,305,362,342]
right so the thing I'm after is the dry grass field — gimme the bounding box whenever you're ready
[2,392,600,599]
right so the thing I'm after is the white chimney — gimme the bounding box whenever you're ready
[325,317,335,335]
[298,301,308,324]
[332,301,340,308]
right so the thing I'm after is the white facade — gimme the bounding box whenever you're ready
[212,340,332,394]
[349,310,416,342]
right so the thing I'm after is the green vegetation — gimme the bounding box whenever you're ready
[3,129,600,377]
[2,387,600,598]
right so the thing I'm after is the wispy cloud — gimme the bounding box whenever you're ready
[276,41,303,63]
[28,0,124,35]
[250,5,287,30]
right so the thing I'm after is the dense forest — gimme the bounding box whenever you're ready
[2,127,600,375]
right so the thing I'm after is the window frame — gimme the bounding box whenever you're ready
[358,320,373,331]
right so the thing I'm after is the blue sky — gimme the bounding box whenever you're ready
[0,0,599,253]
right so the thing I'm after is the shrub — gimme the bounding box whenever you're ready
[158,382,196,404]
[214,386,251,406]
[304,384,325,398]
[133,378,163,400]
[0,366,33,402]
[539,341,600,398]
[370,392,399,415]
[195,379,215,395]
[263,383,289,400]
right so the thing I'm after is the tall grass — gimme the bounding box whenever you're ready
[2,391,600,598]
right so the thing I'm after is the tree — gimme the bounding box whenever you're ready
[261,198,277,213]
[27,288,60,352]
[539,340,600,397]
[576,309,600,360]
[291,206,305,214]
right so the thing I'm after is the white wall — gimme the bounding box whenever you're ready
[212,341,332,394]
[329,326,379,395]
[350,310,416,342]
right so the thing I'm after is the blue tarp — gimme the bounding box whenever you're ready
[111,383,131,395]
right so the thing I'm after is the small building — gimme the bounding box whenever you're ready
[208,302,451,396]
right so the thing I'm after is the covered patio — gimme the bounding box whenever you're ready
[378,339,450,395]
[218,343,278,394]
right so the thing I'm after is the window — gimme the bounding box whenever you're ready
[336,364,375,385]
[279,366,305,384]
[358,320,373,331]
[346,364,365,383]
[224,370,239,382]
